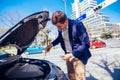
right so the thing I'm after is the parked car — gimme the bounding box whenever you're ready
[25,45,45,54]
[0,11,67,80]
[90,39,106,48]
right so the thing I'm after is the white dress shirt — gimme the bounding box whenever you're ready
[62,26,72,53]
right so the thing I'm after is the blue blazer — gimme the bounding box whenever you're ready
[52,19,91,64]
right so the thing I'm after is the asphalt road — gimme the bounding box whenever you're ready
[22,39,120,80]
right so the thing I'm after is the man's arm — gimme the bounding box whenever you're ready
[51,30,61,46]
[45,30,61,53]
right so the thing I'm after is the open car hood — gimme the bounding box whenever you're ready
[0,11,50,55]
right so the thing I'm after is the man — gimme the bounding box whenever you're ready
[45,11,91,80]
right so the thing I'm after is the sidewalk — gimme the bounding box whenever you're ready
[86,48,120,80]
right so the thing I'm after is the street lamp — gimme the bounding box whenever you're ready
[62,0,67,15]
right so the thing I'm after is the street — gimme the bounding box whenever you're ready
[22,39,120,80]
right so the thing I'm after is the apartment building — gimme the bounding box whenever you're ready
[71,0,119,38]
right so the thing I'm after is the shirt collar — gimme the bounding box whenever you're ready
[62,24,68,32]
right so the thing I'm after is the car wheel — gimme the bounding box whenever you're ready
[103,44,106,47]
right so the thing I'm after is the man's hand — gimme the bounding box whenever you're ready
[61,54,72,61]
[45,44,52,53]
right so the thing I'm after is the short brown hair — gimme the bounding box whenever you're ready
[52,11,67,25]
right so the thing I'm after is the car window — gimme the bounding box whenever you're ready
[92,39,98,42]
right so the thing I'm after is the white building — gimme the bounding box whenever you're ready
[82,12,110,38]
[71,0,81,18]
[105,22,120,38]
[71,0,113,38]
[71,0,97,19]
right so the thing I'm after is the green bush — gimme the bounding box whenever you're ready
[100,32,113,39]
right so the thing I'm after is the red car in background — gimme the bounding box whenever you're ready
[90,39,106,48]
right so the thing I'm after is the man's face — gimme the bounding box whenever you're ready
[55,20,68,30]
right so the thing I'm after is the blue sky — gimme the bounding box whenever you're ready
[0,0,120,27]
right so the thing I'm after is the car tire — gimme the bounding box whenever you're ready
[103,44,106,47]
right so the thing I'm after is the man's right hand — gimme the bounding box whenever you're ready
[45,44,52,53]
